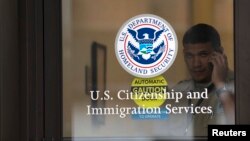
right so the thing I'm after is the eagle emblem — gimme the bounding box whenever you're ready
[127,28,166,64]
[115,14,178,78]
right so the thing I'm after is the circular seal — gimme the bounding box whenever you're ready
[115,14,178,78]
[131,75,168,108]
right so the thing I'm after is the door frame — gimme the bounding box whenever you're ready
[19,0,62,141]
[44,0,62,140]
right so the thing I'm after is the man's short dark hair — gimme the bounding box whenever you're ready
[182,23,221,51]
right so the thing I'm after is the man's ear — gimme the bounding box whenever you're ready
[183,47,187,53]
[216,46,224,54]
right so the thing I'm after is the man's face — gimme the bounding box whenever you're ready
[183,42,214,83]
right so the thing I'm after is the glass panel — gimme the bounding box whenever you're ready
[62,0,234,139]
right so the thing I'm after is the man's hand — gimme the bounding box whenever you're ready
[209,52,228,89]
[209,51,234,123]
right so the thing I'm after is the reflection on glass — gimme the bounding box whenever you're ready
[62,0,234,139]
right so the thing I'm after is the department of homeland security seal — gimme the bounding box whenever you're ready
[115,14,178,78]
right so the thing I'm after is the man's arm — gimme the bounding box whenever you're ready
[216,88,235,123]
[209,52,235,123]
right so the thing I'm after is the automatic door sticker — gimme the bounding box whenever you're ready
[131,75,168,120]
[131,75,168,107]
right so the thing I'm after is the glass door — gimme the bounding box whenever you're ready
[62,0,234,140]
